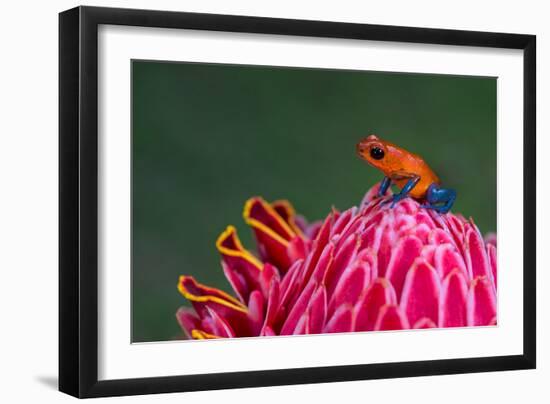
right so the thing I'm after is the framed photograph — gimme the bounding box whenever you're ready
[59,6,536,398]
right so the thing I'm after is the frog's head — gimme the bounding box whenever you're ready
[356,134,392,172]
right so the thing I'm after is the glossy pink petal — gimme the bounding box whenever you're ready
[413,317,437,329]
[258,262,280,299]
[414,210,438,230]
[386,235,423,300]
[396,199,418,215]
[354,278,397,331]
[376,222,394,277]
[309,243,334,287]
[324,233,360,297]
[374,305,409,331]
[328,260,370,317]
[298,215,332,287]
[261,326,275,336]
[439,269,468,328]
[278,259,304,311]
[261,277,280,333]
[293,285,329,335]
[176,307,200,338]
[468,276,497,326]
[433,243,468,280]
[412,223,432,244]
[448,215,467,247]
[487,243,497,290]
[221,261,248,304]
[485,232,497,247]
[421,245,436,267]
[400,259,440,326]
[293,312,310,335]
[428,228,455,245]
[307,286,328,334]
[243,197,299,272]
[330,208,357,238]
[217,226,263,303]
[247,290,265,335]
[271,199,307,238]
[287,236,308,262]
[323,304,354,333]
[394,215,416,238]
[363,210,385,232]
[280,281,317,335]
[205,307,236,338]
[356,248,378,280]
[465,228,492,280]
[178,276,251,336]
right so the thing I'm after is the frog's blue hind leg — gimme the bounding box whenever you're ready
[421,183,456,214]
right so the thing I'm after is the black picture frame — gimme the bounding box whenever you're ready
[59,5,536,398]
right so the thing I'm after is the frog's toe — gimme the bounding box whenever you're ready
[420,203,450,214]
[389,194,406,208]
[380,196,397,207]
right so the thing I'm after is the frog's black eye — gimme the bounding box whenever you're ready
[370,146,385,160]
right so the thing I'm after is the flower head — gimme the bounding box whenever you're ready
[177,184,497,339]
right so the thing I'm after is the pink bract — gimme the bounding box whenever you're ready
[177,184,497,339]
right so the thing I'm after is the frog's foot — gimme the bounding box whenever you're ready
[420,183,456,214]
[385,193,408,208]
[420,203,451,214]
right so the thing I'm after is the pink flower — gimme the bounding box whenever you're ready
[177,184,497,339]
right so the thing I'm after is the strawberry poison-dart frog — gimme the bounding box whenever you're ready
[356,134,456,214]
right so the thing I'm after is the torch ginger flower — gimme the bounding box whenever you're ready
[177,184,497,339]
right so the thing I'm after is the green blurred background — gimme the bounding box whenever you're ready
[132,60,496,343]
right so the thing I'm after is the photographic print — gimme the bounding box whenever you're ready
[59,8,535,396]
[131,60,497,343]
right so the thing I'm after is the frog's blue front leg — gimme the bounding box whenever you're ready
[421,183,456,214]
[384,176,420,208]
[377,176,391,197]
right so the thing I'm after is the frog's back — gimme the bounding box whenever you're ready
[394,151,439,199]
